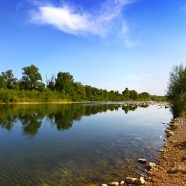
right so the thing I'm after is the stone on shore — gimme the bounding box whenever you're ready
[158,149,165,152]
[108,182,119,186]
[146,162,156,169]
[167,165,186,174]
[166,131,174,137]
[138,158,147,164]
[124,177,137,184]
[134,177,146,185]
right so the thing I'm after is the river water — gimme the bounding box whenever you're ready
[0,103,172,186]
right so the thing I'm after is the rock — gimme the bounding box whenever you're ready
[171,140,177,143]
[166,131,174,137]
[158,149,165,152]
[108,182,119,186]
[165,129,171,132]
[124,177,137,184]
[146,162,156,169]
[167,165,186,174]
[134,177,146,185]
[120,180,125,185]
[138,158,147,164]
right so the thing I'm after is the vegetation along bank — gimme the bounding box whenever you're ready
[0,64,165,103]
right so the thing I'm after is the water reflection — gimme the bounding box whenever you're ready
[0,103,172,186]
[0,103,148,136]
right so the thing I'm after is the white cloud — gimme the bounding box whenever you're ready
[31,5,101,36]
[30,0,136,47]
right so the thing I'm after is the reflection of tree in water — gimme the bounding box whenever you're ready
[0,105,17,130]
[122,103,149,113]
[20,113,43,136]
[50,105,85,131]
[122,105,138,113]
[0,103,146,136]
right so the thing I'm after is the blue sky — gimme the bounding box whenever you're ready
[1,0,186,95]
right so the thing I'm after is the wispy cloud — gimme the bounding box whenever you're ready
[127,73,155,81]
[30,0,136,47]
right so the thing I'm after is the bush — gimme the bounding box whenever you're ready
[167,64,186,117]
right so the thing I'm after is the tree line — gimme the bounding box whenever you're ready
[0,64,153,103]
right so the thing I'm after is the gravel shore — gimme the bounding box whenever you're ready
[147,117,186,186]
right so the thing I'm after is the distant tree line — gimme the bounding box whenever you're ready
[0,64,153,103]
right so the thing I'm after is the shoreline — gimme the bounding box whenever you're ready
[87,116,186,186]
[147,117,186,185]
[0,101,156,105]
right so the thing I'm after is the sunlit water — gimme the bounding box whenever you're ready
[0,103,172,186]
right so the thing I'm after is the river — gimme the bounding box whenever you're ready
[0,103,172,186]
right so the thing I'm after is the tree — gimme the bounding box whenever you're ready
[20,64,44,91]
[1,70,18,89]
[122,88,130,100]
[167,64,186,117]
[130,90,138,100]
[85,85,93,100]
[46,74,56,91]
[55,72,75,95]
[0,76,6,89]
[73,82,86,101]
[138,92,151,101]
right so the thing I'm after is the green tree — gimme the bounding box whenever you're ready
[130,90,138,100]
[85,85,93,100]
[55,72,75,96]
[73,82,86,101]
[138,92,151,101]
[0,76,6,89]
[122,88,130,100]
[1,70,18,89]
[167,64,186,117]
[20,64,44,91]
[46,74,56,91]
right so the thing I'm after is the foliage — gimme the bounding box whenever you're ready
[167,64,186,117]
[20,64,44,91]
[0,64,153,103]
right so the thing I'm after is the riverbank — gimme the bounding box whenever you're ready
[146,117,186,186]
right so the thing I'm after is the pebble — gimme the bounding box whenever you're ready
[138,158,147,164]
[146,162,156,169]
[166,131,174,137]
[124,177,137,184]
[108,182,119,186]
[158,149,165,152]
[134,177,146,185]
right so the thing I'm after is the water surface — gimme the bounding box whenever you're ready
[0,103,172,185]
